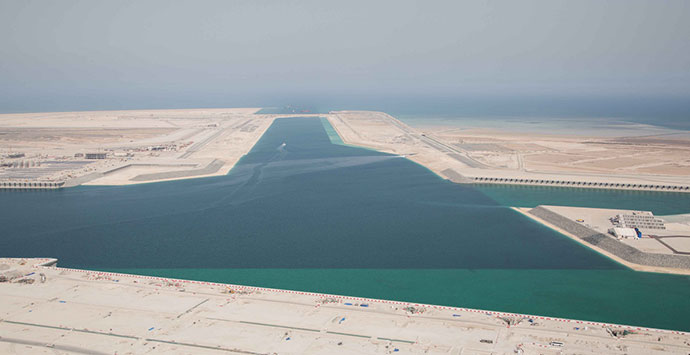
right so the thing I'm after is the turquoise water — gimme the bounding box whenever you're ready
[103,268,690,329]
[320,117,347,145]
[477,184,690,216]
[1,117,689,330]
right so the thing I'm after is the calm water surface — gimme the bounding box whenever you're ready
[1,117,689,330]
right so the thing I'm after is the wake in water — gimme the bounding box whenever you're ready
[260,155,403,178]
[418,200,509,209]
[208,142,291,208]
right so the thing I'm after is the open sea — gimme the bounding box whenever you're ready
[1,117,689,330]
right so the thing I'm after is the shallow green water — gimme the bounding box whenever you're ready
[104,268,690,329]
[2,117,689,331]
[476,184,690,216]
[320,117,346,145]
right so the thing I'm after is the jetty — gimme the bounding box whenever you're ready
[515,205,690,275]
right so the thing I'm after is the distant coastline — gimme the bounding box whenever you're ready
[3,108,689,191]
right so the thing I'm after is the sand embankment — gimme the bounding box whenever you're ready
[1,258,688,354]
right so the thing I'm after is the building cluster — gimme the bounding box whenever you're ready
[608,211,666,239]
[0,160,41,168]
[1,152,35,168]
[85,153,107,159]
[134,144,180,152]
[611,211,666,230]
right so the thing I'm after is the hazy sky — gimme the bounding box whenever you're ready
[1,0,689,112]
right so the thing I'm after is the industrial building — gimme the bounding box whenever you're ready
[611,211,666,230]
[609,227,638,239]
[85,153,107,159]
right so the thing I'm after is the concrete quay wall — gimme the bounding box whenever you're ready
[473,176,690,193]
[529,206,690,269]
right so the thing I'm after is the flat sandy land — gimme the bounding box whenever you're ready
[0,108,341,186]
[0,108,260,128]
[0,108,310,186]
[427,126,690,177]
[1,258,688,354]
[662,237,690,253]
[328,111,690,189]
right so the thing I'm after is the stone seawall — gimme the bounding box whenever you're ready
[529,206,690,269]
[474,177,690,193]
[0,180,64,189]
[130,159,225,182]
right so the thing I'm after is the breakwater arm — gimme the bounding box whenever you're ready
[518,206,690,274]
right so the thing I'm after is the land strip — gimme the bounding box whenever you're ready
[1,258,689,354]
[327,111,690,192]
[0,109,323,187]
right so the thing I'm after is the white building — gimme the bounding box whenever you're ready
[609,227,638,239]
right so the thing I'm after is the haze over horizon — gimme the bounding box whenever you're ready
[1,0,689,120]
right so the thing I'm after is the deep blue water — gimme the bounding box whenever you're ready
[0,118,616,270]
